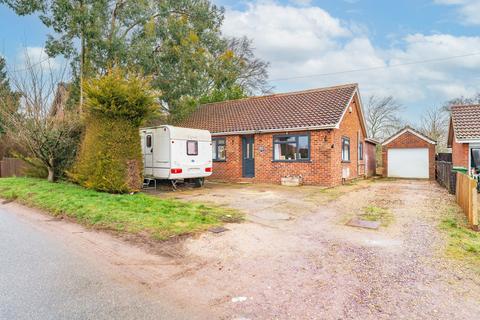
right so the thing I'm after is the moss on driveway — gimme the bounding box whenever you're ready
[440,205,480,270]
[0,177,243,240]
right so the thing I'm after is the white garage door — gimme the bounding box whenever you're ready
[388,148,429,178]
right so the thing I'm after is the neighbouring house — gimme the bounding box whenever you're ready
[382,126,436,179]
[448,104,480,174]
[179,83,370,186]
[365,138,379,177]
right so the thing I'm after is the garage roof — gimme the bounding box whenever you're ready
[382,126,437,146]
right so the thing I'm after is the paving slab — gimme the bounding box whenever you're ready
[346,217,381,230]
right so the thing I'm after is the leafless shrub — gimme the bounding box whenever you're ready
[0,50,82,182]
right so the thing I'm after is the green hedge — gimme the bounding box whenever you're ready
[72,116,143,193]
[71,69,156,193]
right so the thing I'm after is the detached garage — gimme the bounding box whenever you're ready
[382,127,436,179]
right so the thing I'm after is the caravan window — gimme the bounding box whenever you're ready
[187,140,198,156]
[146,135,152,148]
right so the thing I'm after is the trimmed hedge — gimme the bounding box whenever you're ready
[71,69,156,193]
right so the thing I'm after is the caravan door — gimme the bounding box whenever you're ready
[143,131,154,176]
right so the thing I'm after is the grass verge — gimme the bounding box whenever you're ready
[439,205,480,269]
[0,177,243,240]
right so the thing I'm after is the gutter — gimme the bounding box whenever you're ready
[456,138,480,144]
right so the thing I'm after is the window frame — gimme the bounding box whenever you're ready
[146,134,152,148]
[272,133,311,162]
[358,141,364,161]
[342,137,351,162]
[471,147,480,171]
[186,140,199,156]
[212,137,226,162]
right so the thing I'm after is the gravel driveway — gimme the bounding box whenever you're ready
[4,179,479,320]
[156,179,480,319]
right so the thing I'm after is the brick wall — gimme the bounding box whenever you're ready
[382,131,436,179]
[209,95,366,186]
[451,139,469,168]
[209,135,242,179]
[331,99,366,185]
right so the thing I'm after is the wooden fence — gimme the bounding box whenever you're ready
[436,161,456,194]
[0,158,26,177]
[456,172,479,230]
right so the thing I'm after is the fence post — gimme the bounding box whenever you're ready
[468,178,472,224]
[472,185,478,231]
[455,172,461,204]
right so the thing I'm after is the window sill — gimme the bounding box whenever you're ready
[341,160,351,163]
[213,160,226,162]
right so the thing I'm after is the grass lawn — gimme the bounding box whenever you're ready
[0,177,243,240]
[440,205,480,270]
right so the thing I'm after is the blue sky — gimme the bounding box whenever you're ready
[1,0,480,123]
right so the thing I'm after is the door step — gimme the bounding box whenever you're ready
[237,178,254,184]
[143,178,157,189]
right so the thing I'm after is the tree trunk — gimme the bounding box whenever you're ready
[80,35,85,113]
[79,0,85,113]
[47,167,55,182]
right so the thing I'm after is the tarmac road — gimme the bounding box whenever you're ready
[0,205,194,320]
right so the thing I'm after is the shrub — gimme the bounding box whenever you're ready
[72,69,157,193]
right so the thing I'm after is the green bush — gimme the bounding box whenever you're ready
[72,69,156,193]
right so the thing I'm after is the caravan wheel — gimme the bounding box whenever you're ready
[193,178,205,188]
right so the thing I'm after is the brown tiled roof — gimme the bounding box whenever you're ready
[179,83,358,134]
[451,104,480,141]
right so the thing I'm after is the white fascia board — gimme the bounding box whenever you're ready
[456,138,480,144]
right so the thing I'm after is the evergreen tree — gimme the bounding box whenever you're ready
[1,0,270,119]
[72,68,156,193]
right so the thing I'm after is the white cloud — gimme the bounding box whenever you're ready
[223,2,352,72]
[222,1,480,120]
[434,0,480,25]
[15,47,61,72]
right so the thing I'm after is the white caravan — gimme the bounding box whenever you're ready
[140,125,213,187]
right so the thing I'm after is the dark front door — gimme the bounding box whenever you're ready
[242,136,255,178]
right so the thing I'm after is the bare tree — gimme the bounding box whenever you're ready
[227,37,272,95]
[418,106,449,152]
[365,95,404,140]
[0,51,81,182]
[442,93,480,112]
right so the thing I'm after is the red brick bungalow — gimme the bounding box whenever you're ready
[448,104,480,174]
[179,83,370,187]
